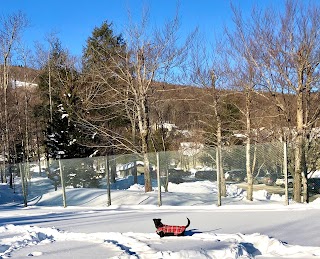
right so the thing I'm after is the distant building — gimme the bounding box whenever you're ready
[11,80,38,88]
[117,161,145,178]
[152,122,177,132]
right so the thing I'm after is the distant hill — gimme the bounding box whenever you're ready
[151,81,295,130]
[4,65,297,141]
[6,65,39,83]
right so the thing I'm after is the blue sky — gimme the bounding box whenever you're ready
[2,1,283,57]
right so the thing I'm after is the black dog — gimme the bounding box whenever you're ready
[153,218,190,237]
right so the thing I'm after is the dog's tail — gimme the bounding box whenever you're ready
[185,217,190,228]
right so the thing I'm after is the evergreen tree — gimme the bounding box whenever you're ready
[81,21,129,136]
[36,38,97,188]
[82,21,125,71]
[80,21,129,182]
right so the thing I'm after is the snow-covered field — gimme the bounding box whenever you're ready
[1,176,320,258]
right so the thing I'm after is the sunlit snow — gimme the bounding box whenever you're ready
[1,176,320,258]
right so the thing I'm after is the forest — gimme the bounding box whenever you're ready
[0,1,320,203]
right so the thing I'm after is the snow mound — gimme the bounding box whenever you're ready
[1,224,320,259]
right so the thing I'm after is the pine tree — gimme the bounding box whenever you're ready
[82,21,125,71]
[36,38,97,188]
[80,21,130,183]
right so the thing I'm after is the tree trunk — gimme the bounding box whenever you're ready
[302,66,313,203]
[164,166,169,192]
[132,160,138,184]
[24,77,30,180]
[216,146,221,206]
[1,142,6,183]
[36,122,42,176]
[217,120,226,197]
[211,72,226,197]
[246,137,253,201]
[3,61,11,187]
[137,92,152,192]
[110,150,116,183]
[105,156,111,206]
[19,163,27,207]
[246,90,253,201]
[142,135,152,192]
[293,86,304,203]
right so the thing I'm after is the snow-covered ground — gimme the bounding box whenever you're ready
[1,176,320,258]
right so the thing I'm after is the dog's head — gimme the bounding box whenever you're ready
[153,218,163,228]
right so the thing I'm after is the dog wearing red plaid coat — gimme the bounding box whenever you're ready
[153,218,190,237]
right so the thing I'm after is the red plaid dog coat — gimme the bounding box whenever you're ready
[156,225,187,235]
[154,218,190,237]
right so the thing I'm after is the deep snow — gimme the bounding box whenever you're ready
[1,176,320,258]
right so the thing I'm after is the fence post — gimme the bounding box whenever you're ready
[283,141,289,205]
[105,156,111,206]
[59,159,67,208]
[216,147,221,206]
[157,152,162,206]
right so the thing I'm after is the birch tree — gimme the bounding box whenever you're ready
[228,1,320,202]
[187,35,229,197]
[224,7,263,201]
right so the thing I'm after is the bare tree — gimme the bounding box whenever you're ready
[228,1,320,202]
[231,65,259,201]
[0,11,28,185]
[121,10,192,191]
[78,8,190,192]
[187,34,230,199]
[224,7,264,201]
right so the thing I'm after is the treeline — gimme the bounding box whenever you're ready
[0,1,320,202]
